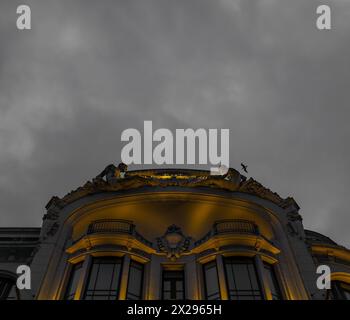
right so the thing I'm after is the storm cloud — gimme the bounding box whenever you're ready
[0,0,349,246]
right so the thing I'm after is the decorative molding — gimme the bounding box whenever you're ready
[311,244,350,264]
[157,225,191,261]
[287,210,303,222]
[42,222,59,240]
[43,196,65,221]
[239,178,291,208]
[43,167,299,219]
[286,222,299,237]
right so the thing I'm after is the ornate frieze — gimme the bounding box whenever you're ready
[44,222,59,239]
[43,165,299,220]
[238,178,285,206]
[157,225,191,261]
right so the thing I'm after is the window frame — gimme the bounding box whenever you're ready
[263,262,282,300]
[203,260,221,300]
[161,269,185,300]
[331,281,350,300]
[64,262,83,300]
[83,256,124,300]
[126,260,144,300]
[0,274,19,300]
[223,256,263,300]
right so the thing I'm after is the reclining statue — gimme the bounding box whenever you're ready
[95,163,128,183]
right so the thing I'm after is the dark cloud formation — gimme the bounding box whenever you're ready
[0,0,349,246]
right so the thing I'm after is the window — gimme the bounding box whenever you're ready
[224,257,263,300]
[203,261,220,300]
[6,284,19,300]
[65,262,83,300]
[84,257,123,300]
[126,261,144,300]
[0,276,18,300]
[263,263,282,300]
[331,281,350,300]
[162,270,185,300]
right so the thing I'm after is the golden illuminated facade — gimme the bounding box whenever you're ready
[0,167,350,300]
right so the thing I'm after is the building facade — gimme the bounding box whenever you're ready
[1,166,350,300]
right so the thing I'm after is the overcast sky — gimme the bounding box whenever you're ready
[0,0,349,247]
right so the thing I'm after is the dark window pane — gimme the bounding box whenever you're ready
[126,261,144,300]
[96,264,114,290]
[87,263,98,290]
[0,279,10,299]
[225,263,235,289]
[65,262,83,300]
[0,277,18,300]
[344,290,350,300]
[84,257,122,300]
[162,270,184,300]
[263,263,282,300]
[163,292,171,299]
[176,281,182,291]
[340,282,350,300]
[232,264,250,289]
[6,285,18,300]
[164,281,170,291]
[111,264,122,290]
[332,282,350,300]
[224,257,263,300]
[203,261,220,300]
[248,264,260,290]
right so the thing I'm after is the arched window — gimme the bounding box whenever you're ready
[330,281,350,300]
[0,273,19,300]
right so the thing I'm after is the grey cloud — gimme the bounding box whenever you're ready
[0,0,349,246]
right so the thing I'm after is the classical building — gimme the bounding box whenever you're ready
[0,166,349,300]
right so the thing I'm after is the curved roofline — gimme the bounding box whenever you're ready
[44,165,299,215]
[127,168,215,175]
[304,229,338,246]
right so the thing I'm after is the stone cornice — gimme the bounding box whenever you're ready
[238,178,299,210]
[45,167,297,215]
[310,243,350,264]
